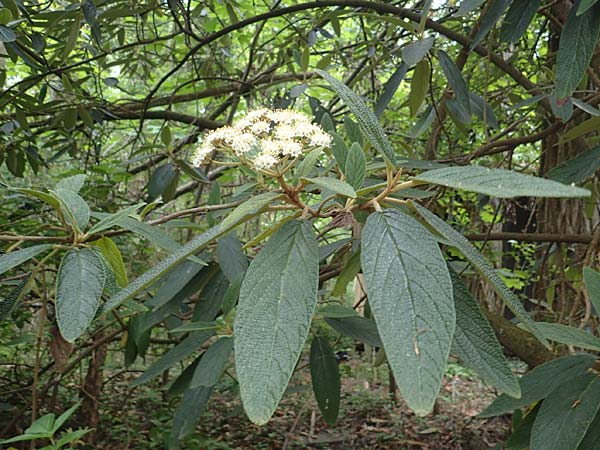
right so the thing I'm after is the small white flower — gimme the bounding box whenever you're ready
[231,132,256,156]
[309,130,332,147]
[253,152,278,169]
[281,140,303,157]
[192,145,213,166]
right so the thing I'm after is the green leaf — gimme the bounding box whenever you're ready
[505,404,540,450]
[0,274,32,322]
[470,0,513,48]
[170,385,212,441]
[0,24,16,42]
[51,402,81,434]
[91,237,128,287]
[578,0,600,15]
[55,428,91,448]
[559,117,600,144]
[234,220,319,425]
[54,188,91,231]
[450,269,520,398]
[56,174,86,193]
[531,373,600,450]
[578,411,600,449]
[131,331,214,386]
[414,166,591,198]
[329,131,348,169]
[555,2,600,99]
[480,354,597,417]
[190,336,233,388]
[535,322,600,351]
[413,204,548,345]
[161,125,172,146]
[100,217,256,316]
[216,234,248,284]
[220,192,282,231]
[402,37,434,67]
[87,203,143,235]
[584,267,600,314]
[361,209,455,415]
[310,336,340,425]
[170,322,218,333]
[0,244,52,276]
[56,248,106,342]
[374,64,408,117]
[456,0,486,16]
[317,304,358,318]
[344,143,366,190]
[325,316,382,347]
[500,0,541,43]
[295,148,322,179]
[409,59,430,117]
[316,70,397,164]
[438,50,471,121]
[332,250,361,297]
[148,163,178,202]
[303,176,357,198]
[548,146,600,185]
[92,212,180,253]
[15,188,61,210]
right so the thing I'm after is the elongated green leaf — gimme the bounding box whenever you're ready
[220,192,282,231]
[316,70,396,164]
[332,250,361,297]
[170,322,218,333]
[147,163,178,201]
[56,248,106,342]
[170,385,213,442]
[438,50,470,120]
[579,411,600,450]
[54,188,90,231]
[329,131,348,169]
[500,0,541,43]
[409,59,430,117]
[451,269,520,398]
[578,0,600,14]
[583,267,600,314]
[536,322,600,351]
[14,188,61,210]
[0,244,52,276]
[190,336,233,388]
[555,2,600,99]
[303,176,357,198]
[310,336,340,425]
[402,37,434,67]
[131,331,214,386]
[361,209,455,415]
[470,0,513,48]
[0,274,32,322]
[506,405,540,450]
[87,203,142,235]
[456,0,486,16]
[560,117,600,144]
[344,143,366,190]
[0,24,16,42]
[56,174,86,193]
[234,220,319,425]
[480,354,597,417]
[374,63,408,117]
[548,146,600,185]
[413,204,548,345]
[415,166,591,198]
[100,222,239,315]
[91,237,128,287]
[531,373,600,450]
[216,234,248,284]
[325,316,382,347]
[318,304,357,318]
[92,212,180,252]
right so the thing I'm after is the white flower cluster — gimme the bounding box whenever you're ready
[192,108,332,170]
